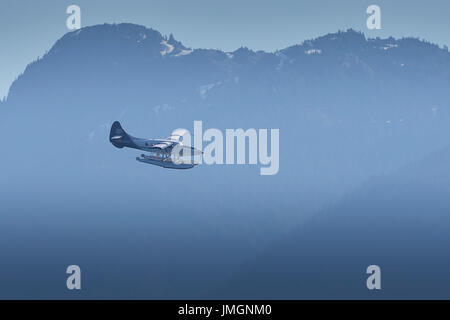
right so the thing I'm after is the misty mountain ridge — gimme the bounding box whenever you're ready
[5,23,450,110]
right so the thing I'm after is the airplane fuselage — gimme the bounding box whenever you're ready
[127,137,175,153]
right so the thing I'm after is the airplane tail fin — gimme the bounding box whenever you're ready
[109,121,134,149]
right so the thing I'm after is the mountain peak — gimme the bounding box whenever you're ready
[47,23,190,59]
[312,28,366,44]
[62,23,163,43]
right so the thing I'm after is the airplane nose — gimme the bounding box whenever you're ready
[193,148,203,155]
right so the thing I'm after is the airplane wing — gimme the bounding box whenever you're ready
[151,142,173,149]
[171,145,203,156]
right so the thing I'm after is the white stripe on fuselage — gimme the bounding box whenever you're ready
[131,136,177,151]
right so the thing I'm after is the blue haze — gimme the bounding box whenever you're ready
[0,23,450,298]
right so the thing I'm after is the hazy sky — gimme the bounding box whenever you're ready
[1,0,449,99]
